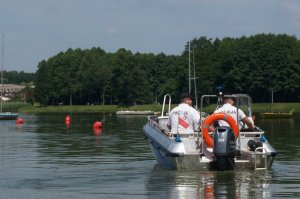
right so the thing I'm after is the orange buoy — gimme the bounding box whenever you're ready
[16,117,23,124]
[93,121,103,129]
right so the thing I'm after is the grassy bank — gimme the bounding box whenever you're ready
[17,104,164,113]
[1,102,32,112]
[5,102,299,113]
[253,103,298,113]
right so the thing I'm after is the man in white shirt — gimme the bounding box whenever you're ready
[167,93,200,134]
[214,96,254,130]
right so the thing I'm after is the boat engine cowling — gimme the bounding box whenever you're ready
[213,126,236,170]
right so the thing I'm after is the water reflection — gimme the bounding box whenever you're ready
[256,114,300,162]
[146,165,274,198]
[93,127,103,136]
[25,113,150,165]
[1,113,300,198]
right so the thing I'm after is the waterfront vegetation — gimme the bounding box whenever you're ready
[3,102,299,114]
[4,34,300,107]
[33,34,300,107]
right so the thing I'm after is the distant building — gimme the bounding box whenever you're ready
[0,84,26,99]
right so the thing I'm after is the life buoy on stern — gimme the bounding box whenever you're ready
[202,113,239,148]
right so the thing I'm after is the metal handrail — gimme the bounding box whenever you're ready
[161,94,171,117]
[255,147,268,170]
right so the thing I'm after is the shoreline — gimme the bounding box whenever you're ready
[8,103,299,113]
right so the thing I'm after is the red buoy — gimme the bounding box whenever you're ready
[93,121,103,129]
[16,117,23,124]
[65,121,71,127]
[65,115,71,122]
[93,128,103,136]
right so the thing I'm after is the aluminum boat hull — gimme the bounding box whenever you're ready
[143,116,277,171]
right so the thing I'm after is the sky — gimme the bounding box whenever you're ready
[1,0,300,73]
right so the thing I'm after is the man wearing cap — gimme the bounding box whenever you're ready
[214,95,254,129]
[167,93,200,134]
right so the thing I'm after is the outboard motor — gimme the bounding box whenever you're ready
[213,126,236,170]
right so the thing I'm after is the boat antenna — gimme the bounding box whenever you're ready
[215,85,224,110]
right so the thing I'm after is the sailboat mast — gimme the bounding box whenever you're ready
[188,42,191,93]
[188,41,199,109]
[1,34,4,113]
[193,48,198,109]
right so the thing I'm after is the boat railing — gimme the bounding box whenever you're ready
[255,147,268,170]
[147,115,198,138]
[147,115,163,130]
[160,94,171,117]
[147,115,170,134]
[239,131,264,138]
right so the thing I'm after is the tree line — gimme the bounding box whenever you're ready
[27,33,300,105]
[1,70,35,85]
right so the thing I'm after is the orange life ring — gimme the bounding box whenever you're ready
[202,113,239,148]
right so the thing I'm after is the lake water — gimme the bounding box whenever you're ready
[0,112,299,198]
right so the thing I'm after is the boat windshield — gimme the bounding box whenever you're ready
[200,94,253,117]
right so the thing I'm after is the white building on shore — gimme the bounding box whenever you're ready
[0,84,25,100]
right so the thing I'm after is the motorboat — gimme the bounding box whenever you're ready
[143,93,278,171]
[0,112,18,120]
[116,110,154,115]
[260,109,294,119]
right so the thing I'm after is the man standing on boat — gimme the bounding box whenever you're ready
[167,93,200,134]
[214,95,254,130]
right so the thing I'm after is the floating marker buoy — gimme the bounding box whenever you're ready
[65,120,71,126]
[93,121,103,129]
[93,128,102,135]
[16,117,23,124]
[65,115,71,122]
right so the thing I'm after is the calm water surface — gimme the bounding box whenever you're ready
[0,112,299,198]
